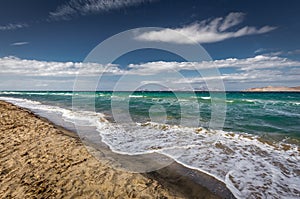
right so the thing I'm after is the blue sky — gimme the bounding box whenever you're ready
[0,0,300,91]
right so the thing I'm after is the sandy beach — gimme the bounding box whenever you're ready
[0,100,234,198]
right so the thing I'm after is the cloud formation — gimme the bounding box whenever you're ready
[10,42,29,46]
[0,55,299,90]
[255,48,300,57]
[135,12,276,44]
[174,69,299,84]
[50,0,156,20]
[128,55,300,74]
[125,55,300,89]
[0,23,28,31]
[1,55,299,77]
[0,56,121,76]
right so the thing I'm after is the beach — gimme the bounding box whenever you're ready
[0,100,233,198]
[0,91,299,198]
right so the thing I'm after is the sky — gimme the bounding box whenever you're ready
[0,0,300,91]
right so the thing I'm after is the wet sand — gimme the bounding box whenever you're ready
[0,100,235,198]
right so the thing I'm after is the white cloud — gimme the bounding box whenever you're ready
[128,55,300,74]
[254,48,285,57]
[50,0,156,20]
[174,69,300,84]
[254,48,266,54]
[135,12,276,44]
[2,55,298,77]
[0,23,28,31]
[10,42,29,46]
[287,49,300,55]
[125,55,300,89]
[254,48,300,57]
[167,67,300,88]
[287,67,300,75]
[219,12,245,31]
[0,56,121,76]
[0,55,299,90]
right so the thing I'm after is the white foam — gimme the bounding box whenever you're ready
[242,99,256,103]
[0,91,78,96]
[0,91,24,95]
[265,108,300,117]
[129,95,145,98]
[95,120,300,199]
[0,96,105,128]
[291,102,300,106]
[242,98,300,107]
[0,97,42,105]
[200,96,211,100]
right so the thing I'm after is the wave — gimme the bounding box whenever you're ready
[241,98,300,106]
[0,96,104,128]
[129,95,145,98]
[200,96,211,100]
[96,120,300,199]
[0,96,299,199]
[0,91,74,96]
[264,108,300,117]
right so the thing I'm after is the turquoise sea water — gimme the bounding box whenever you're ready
[0,91,299,198]
[1,91,299,137]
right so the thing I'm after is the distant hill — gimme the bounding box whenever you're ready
[244,86,300,92]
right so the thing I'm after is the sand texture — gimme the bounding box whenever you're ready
[0,100,224,199]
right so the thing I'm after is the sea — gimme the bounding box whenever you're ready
[0,91,299,198]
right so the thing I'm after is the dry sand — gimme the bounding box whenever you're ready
[0,100,232,199]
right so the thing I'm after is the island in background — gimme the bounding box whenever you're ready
[243,86,300,92]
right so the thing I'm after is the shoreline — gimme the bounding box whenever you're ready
[0,100,235,198]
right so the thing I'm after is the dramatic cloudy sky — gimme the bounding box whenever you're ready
[0,0,299,91]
